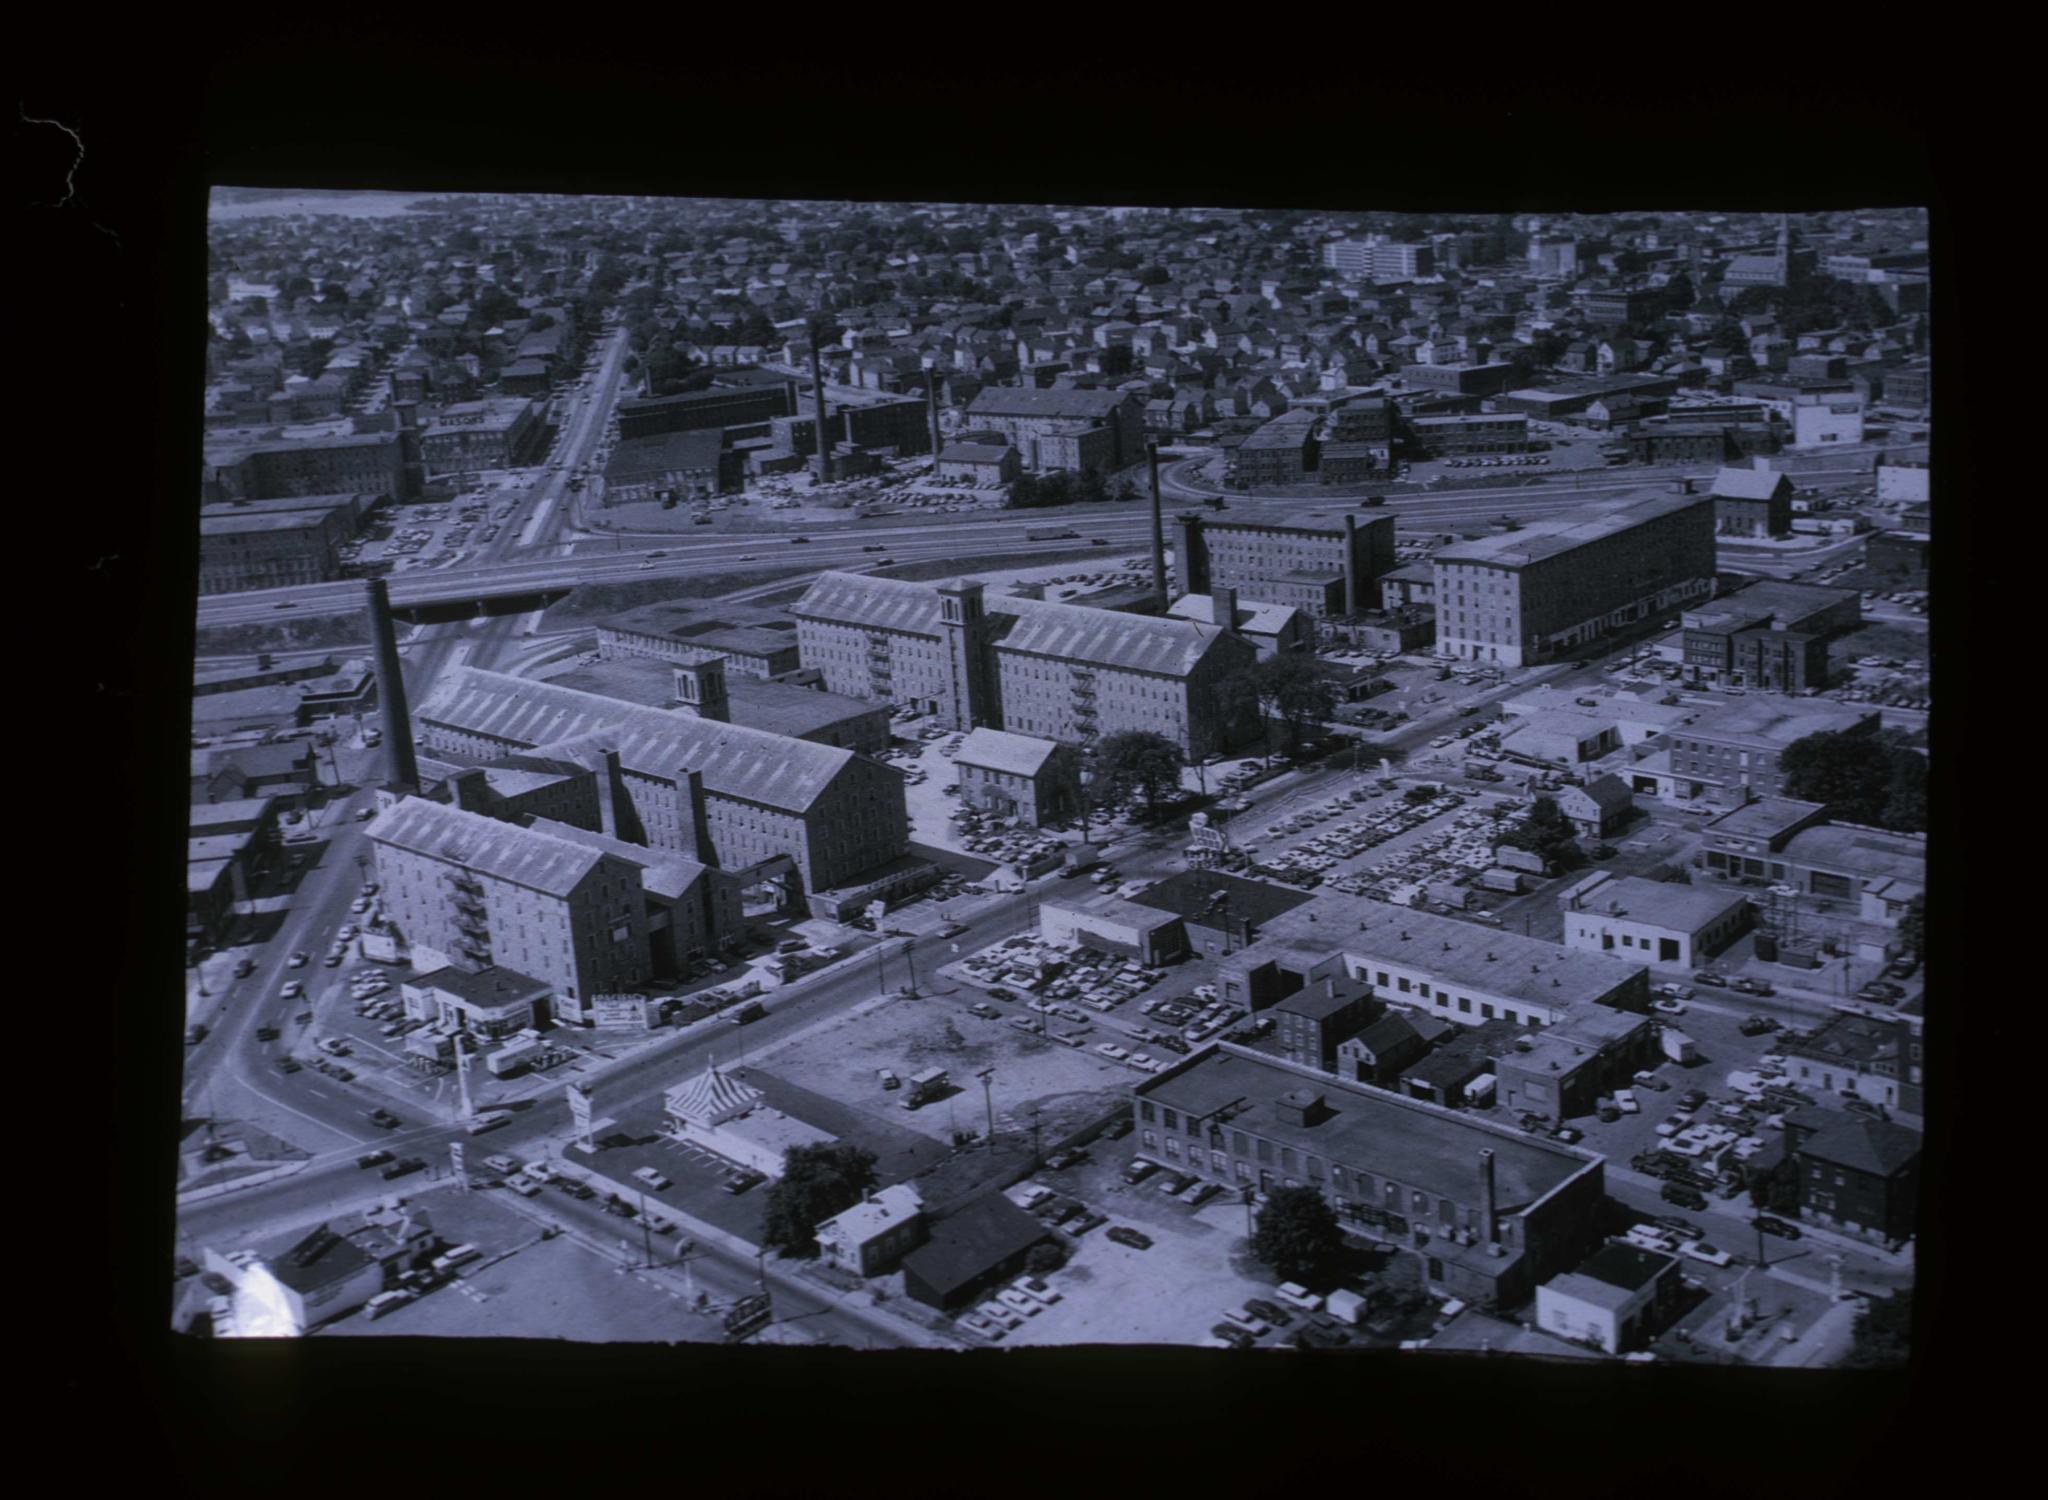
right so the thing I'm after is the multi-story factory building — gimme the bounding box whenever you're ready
[365,797,652,1024]
[792,573,1257,758]
[1175,510,1397,619]
[412,666,907,908]
[1430,488,1718,666]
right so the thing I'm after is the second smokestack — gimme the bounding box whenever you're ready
[364,578,419,794]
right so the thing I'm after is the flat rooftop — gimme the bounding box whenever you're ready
[1704,798,1828,841]
[1686,700,1876,747]
[1242,890,1646,1011]
[1137,1047,1596,1211]
[1434,490,1710,569]
[1570,875,1751,933]
[546,656,880,740]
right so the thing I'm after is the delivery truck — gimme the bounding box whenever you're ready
[903,1067,949,1109]
[1660,1028,1699,1065]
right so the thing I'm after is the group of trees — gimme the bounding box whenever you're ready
[761,1142,881,1256]
[1779,728,1927,833]
[1214,655,1339,765]
[1005,470,1137,508]
[1728,277,1900,336]
[1086,730,1185,818]
[1497,795,1586,870]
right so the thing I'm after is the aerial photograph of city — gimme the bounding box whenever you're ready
[175,186,1929,1370]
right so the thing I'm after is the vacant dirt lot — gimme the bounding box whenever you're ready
[758,989,1133,1152]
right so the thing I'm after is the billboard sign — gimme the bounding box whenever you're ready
[591,995,650,1031]
[568,1082,593,1141]
[449,1140,466,1181]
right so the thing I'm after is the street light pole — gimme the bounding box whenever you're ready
[978,1067,996,1153]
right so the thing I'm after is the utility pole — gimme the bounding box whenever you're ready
[453,1027,475,1122]
[904,937,919,999]
[978,1067,996,1153]
[639,1190,653,1269]
[1030,1104,1042,1167]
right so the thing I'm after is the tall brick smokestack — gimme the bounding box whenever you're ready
[1479,1148,1498,1246]
[926,374,942,460]
[809,340,833,485]
[1148,441,1167,611]
[364,579,419,793]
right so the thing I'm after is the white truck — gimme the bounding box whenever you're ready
[1661,1029,1699,1065]
[903,1067,949,1109]
[1324,1288,1369,1326]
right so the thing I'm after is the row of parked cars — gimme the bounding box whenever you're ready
[956,1275,1065,1342]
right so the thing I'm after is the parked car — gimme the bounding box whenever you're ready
[356,1150,394,1170]
[1739,1015,1780,1037]
[1652,998,1686,1016]
[1752,1215,1802,1241]
[1121,1159,1159,1185]
[1660,1182,1708,1210]
[1693,971,1730,988]
[1244,1298,1294,1328]
[1682,1242,1734,1268]
[1105,1226,1153,1250]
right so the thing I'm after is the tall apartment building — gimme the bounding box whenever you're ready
[1175,511,1397,619]
[1322,240,1437,280]
[961,387,1143,474]
[412,666,908,906]
[366,796,652,1025]
[1430,489,1718,667]
[791,573,1257,758]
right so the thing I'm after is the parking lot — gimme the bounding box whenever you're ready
[341,483,526,575]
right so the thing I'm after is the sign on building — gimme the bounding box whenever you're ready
[449,1140,466,1186]
[568,1081,594,1143]
[591,995,650,1031]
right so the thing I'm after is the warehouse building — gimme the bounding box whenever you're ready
[545,651,891,755]
[1130,1045,1606,1307]
[1430,488,1718,667]
[617,383,798,441]
[1559,874,1753,969]
[418,397,541,474]
[602,429,740,502]
[1407,413,1530,457]
[953,727,1082,827]
[1175,511,1397,619]
[1677,580,1862,693]
[1217,889,1654,1026]
[962,386,1143,474]
[198,503,354,595]
[1663,702,1881,806]
[595,600,804,680]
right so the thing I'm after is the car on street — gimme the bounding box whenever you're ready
[1693,971,1730,988]
[1660,1182,1708,1210]
[381,1157,426,1181]
[1651,997,1686,1015]
[1752,1215,1802,1240]
[1651,1215,1704,1243]
[274,1057,301,1073]
[1731,977,1776,997]
[1043,1149,1084,1171]
[968,1003,1000,1020]
[254,1025,279,1042]
[1244,1298,1294,1328]
[1739,1015,1780,1036]
[1105,1226,1153,1250]
[357,1150,394,1170]
[367,1108,402,1129]
[287,952,309,969]
[185,1023,207,1045]
[1681,1242,1734,1268]
[233,958,256,978]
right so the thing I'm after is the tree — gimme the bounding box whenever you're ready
[1897,893,1925,959]
[1841,1290,1911,1370]
[1091,730,1185,816]
[1780,729,1914,828]
[1883,749,1928,832]
[761,1142,880,1256]
[1025,1241,1069,1276]
[1263,655,1338,751]
[1211,668,1267,764]
[1500,796,1583,869]
[1250,1186,1344,1284]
